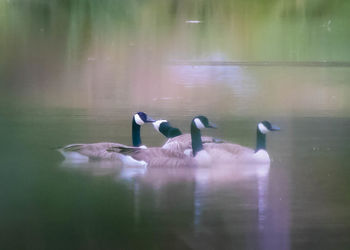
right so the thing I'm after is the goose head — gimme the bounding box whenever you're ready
[133,112,155,125]
[256,120,280,153]
[192,115,217,130]
[132,112,155,147]
[191,115,217,156]
[257,121,280,134]
[152,120,182,138]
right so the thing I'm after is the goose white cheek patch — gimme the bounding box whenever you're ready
[152,120,167,132]
[194,118,205,129]
[258,123,269,134]
[134,114,144,125]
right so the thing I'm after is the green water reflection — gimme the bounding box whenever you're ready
[1,110,350,249]
[1,0,350,108]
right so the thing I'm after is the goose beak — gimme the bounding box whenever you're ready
[145,116,156,123]
[270,124,280,131]
[207,122,217,129]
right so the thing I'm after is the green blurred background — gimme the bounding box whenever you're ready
[1,0,350,110]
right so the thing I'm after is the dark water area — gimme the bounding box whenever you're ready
[1,105,350,250]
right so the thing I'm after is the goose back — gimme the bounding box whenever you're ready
[162,134,221,152]
[108,146,195,168]
[60,143,127,161]
[203,143,270,164]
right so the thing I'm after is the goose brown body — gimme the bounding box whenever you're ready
[202,143,256,163]
[162,134,221,152]
[108,146,195,168]
[60,143,126,161]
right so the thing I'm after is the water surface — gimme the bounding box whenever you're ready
[1,65,350,250]
[1,1,350,249]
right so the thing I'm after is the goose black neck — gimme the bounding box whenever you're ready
[256,129,266,152]
[191,122,203,156]
[159,122,182,138]
[132,118,142,147]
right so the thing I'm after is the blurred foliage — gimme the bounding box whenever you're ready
[1,0,349,64]
[0,0,349,108]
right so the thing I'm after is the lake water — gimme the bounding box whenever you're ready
[1,64,350,250]
[1,1,350,249]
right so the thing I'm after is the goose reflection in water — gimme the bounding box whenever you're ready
[118,163,273,241]
[60,160,289,250]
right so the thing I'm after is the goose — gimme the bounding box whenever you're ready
[58,112,155,163]
[106,115,217,168]
[153,120,222,154]
[152,120,182,138]
[201,120,280,164]
[162,134,223,155]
